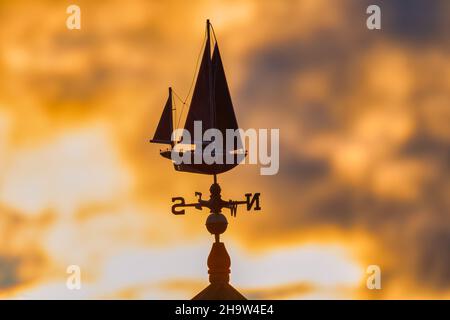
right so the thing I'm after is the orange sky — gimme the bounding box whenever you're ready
[0,0,449,299]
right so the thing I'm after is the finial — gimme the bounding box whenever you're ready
[207,242,231,284]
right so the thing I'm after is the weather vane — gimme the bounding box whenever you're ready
[150,20,260,299]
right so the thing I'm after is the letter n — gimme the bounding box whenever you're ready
[245,193,261,211]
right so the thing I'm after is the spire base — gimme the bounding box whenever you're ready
[192,241,246,300]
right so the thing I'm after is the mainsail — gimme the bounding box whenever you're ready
[150,88,173,145]
[183,21,242,150]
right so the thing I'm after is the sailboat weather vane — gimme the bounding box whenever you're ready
[150,20,261,299]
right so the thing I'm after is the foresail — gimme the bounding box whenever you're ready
[184,36,213,137]
[150,92,173,144]
[212,43,242,150]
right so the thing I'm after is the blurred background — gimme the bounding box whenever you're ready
[0,0,449,299]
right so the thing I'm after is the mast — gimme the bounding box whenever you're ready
[207,19,215,130]
[169,86,174,147]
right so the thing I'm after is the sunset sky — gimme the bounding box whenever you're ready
[0,0,449,299]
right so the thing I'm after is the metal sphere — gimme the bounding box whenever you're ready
[206,213,228,235]
[210,183,221,196]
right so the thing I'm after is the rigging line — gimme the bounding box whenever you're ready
[172,96,178,143]
[172,88,185,129]
[175,27,208,129]
[209,23,218,46]
[172,89,184,104]
[172,94,177,131]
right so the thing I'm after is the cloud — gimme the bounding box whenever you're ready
[0,256,21,289]
[0,0,448,299]
[229,0,450,296]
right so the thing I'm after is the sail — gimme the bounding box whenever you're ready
[184,35,213,138]
[212,43,242,150]
[183,21,242,152]
[150,90,173,144]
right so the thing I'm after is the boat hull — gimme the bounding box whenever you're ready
[160,149,244,175]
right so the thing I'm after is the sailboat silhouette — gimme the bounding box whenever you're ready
[150,20,245,175]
